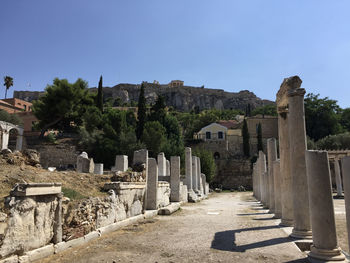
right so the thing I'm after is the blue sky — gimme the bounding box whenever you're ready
[1,1,349,107]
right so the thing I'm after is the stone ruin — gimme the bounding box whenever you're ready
[252,76,350,262]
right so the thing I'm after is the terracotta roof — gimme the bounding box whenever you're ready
[216,120,241,129]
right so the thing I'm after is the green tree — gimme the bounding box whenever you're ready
[304,93,342,141]
[32,78,94,137]
[142,121,166,157]
[193,148,216,183]
[136,83,146,140]
[257,122,263,152]
[149,95,166,124]
[96,75,103,112]
[316,132,350,150]
[3,76,13,99]
[252,104,277,116]
[0,109,22,125]
[340,108,350,132]
[242,119,250,157]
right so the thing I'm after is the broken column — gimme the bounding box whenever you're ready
[341,156,350,252]
[170,156,181,202]
[197,157,202,194]
[288,85,312,239]
[192,156,198,193]
[185,147,193,192]
[77,152,94,173]
[277,106,294,226]
[306,150,345,262]
[157,152,166,176]
[133,149,148,166]
[201,173,206,195]
[94,163,104,175]
[113,155,128,172]
[267,138,277,213]
[273,160,282,218]
[166,160,170,176]
[334,158,343,198]
[146,158,158,210]
[258,151,267,207]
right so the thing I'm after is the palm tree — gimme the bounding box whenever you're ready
[3,76,13,99]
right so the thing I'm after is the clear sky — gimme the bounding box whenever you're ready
[1,1,349,107]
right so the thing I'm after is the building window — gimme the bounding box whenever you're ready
[206,131,211,140]
[24,105,27,110]
[218,131,223,139]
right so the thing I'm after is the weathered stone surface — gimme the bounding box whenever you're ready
[24,244,54,262]
[113,155,128,172]
[146,158,158,210]
[23,149,40,166]
[0,255,18,263]
[192,156,198,192]
[166,160,170,176]
[94,163,103,175]
[158,202,180,215]
[133,149,148,166]
[157,182,170,208]
[180,182,188,203]
[185,147,192,191]
[170,156,180,202]
[157,153,166,177]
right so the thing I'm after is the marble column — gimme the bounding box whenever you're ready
[252,163,257,198]
[15,129,24,151]
[192,156,198,192]
[334,158,343,198]
[259,151,268,207]
[273,160,282,218]
[267,138,277,213]
[146,158,158,210]
[278,108,294,226]
[197,157,202,193]
[53,192,63,244]
[341,156,350,252]
[157,152,166,176]
[1,130,9,150]
[306,150,345,262]
[288,88,312,239]
[170,156,180,202]
[185,147,193,192]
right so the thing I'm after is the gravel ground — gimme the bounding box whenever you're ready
[37,192,308,263]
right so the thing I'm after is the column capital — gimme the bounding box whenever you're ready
[287,88,306,97]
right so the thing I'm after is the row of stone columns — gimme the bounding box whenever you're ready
[253,76,347,262]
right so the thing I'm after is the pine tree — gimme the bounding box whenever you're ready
[242,119,250,157]
[97,75,103,112]
[257,122,263,152]
[136,83,146,140]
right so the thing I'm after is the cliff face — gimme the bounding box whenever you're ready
[14,83,274,112]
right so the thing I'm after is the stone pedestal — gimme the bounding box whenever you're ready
[94,163,104,175]
[157,152,166,176]
[341,156,350,252]
[273,160,282,218]
[170,156,180,202]
[267,138,277,213]
[146,158,158,210]
[306,150,345,262]
[113,155,128,172]
[288,88,312,239]
[335,159,343,198]
[278,109,294,226]
[192,156,198,192]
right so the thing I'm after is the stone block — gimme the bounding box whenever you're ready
[133,149,148,166]
[10,183,62,196]
[18,256,29,263]
[166,160,170,176]
[180,182,188,203]
[157,152,166,176]
[94,163,103,175]
[0,255,18,263]
[54,237,85,254]
[88,158,95,174]
[24,244,54,262]
[77,152,89,173]
[84,231,101,242]
[113,155,128,172]
[144,210,158,219]
[157,181,170,208]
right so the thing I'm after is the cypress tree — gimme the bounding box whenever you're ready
[97,75,103,112]
[257,122,263,152]
[136,83,147,141]
[242,119,250,157]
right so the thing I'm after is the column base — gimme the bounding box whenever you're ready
[273,212,281,219]
[268,208,275,214]
[308,245,346,262]
[279,218,293,227]
[290,228,312,239]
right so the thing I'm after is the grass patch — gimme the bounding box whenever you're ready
[62,187,86,200]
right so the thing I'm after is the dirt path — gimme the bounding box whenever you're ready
[37,192,308,263]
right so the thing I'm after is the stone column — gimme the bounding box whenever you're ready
[146,158,158,210]
[252,163,257,198]
[1,130,9,150]
[185,147,193,192]
[114,155,128,172]
[192,156,198,192]
[259,151,267,207]
[157,152,166,177]
[53,192,63,244]
[278,108,294,226]
[197,157,202,193]
[306,150,345,262]
[94,163,104,175]
[334,158,343,198]
[288,88,312,239]
[166,160,170,176]
[267,138,277,213]
[255,162,261,201]
[273,160,282,218]
[341,156,350,252]
[15,129,24,151]
[170,156,180,202]
[201,173,206,195]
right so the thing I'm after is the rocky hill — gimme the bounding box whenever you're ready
[14,82,274,112]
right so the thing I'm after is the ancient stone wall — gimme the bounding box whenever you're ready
[33,144,78,169]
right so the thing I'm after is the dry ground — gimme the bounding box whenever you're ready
[37,192,309,263]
